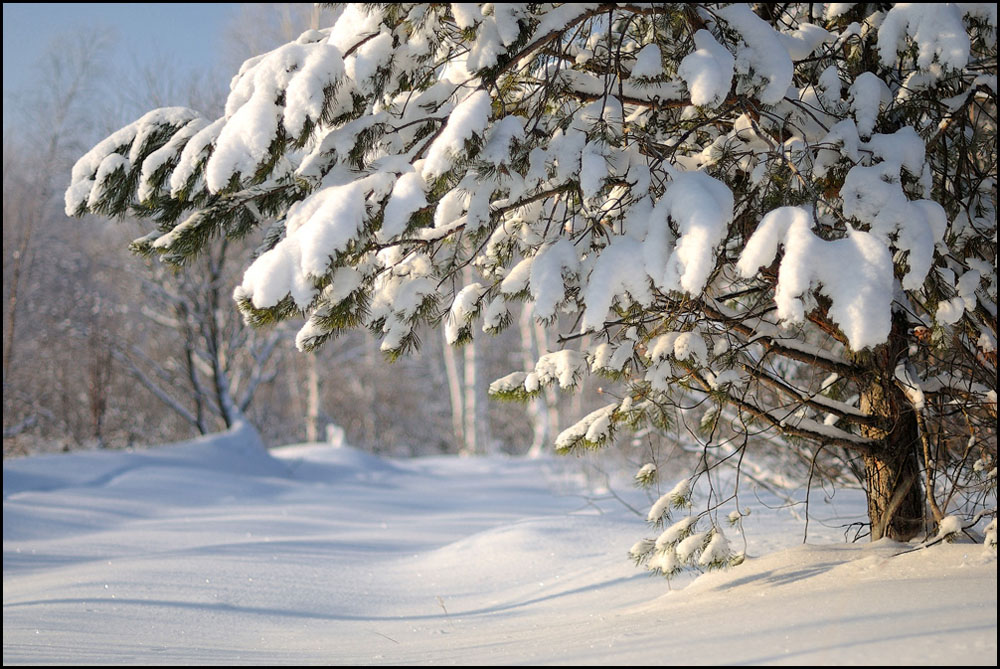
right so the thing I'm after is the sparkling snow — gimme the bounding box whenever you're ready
[3,426,996,664]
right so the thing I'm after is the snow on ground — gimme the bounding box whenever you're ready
[4,423,996,665]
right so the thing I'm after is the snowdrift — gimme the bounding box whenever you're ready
[4,429,996,665]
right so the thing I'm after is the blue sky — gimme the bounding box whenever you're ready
[3,3,237,120]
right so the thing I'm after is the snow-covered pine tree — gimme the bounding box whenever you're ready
[67,4,996,572]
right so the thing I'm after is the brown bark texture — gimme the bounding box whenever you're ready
[856,312,926,541]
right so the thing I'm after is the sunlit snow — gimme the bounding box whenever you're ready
[4,426,995,664]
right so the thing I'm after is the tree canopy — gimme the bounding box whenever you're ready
[68,3,996,575]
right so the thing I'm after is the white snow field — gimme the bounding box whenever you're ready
[4,423,996,665]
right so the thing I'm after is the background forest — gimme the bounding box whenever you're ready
[3,4,606,459]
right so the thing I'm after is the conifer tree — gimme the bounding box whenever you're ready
[68,4,996,574]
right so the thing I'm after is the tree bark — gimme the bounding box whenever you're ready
[856,311,925,541]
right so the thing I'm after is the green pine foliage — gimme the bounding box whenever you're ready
[68,3,997,578]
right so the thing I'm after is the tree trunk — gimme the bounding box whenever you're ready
[306,353,320,442]
[442,329,465,451]
[860,390,925,541]
[857,311,925,541]
[462,336,480,455]
[521,305,559,457]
